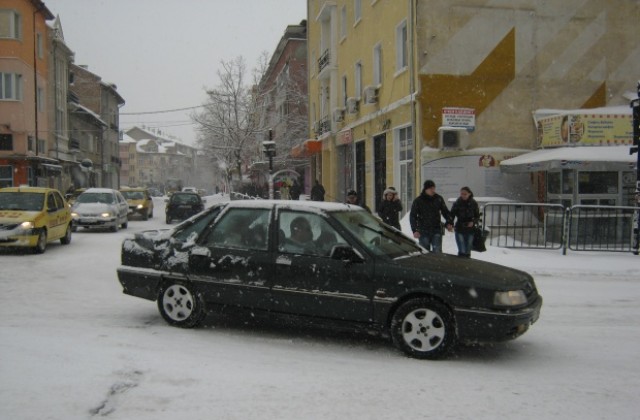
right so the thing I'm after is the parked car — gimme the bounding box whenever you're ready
[165,192,205,224]
[0,186,72,253]
[181,186,198,194]
[117,200,542,359]
[120,187,154,220]
[70,188,129,232]
[148,188,163,197]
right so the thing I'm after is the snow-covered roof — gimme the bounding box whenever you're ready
[534,105,631,117]
[500,145,637,173]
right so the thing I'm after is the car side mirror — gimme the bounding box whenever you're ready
[330,244,364,263]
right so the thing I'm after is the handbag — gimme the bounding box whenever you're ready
[472,227,487,252]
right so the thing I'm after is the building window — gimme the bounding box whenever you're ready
[340,6,347,40]
[397,125,414,214]
[354,0,362,24]
[396,20,408,71]
[0,165,13,187]
[0,9,21,40]
[36,32,43,58]
[341,75,348,107]
[0,133,13,150]
[373,44,382,86]
[37,87,44,112]
[0,72,23,100]
[355,61,362,99]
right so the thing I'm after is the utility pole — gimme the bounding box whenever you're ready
[630,81,640,255]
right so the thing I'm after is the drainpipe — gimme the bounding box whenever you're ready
[409,0,418,194]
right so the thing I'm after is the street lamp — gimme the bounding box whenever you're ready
[262,140,276,199]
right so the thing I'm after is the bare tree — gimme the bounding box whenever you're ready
[193,56,265,188]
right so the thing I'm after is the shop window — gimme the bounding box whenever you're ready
[0,165,13,187]
[0,133,13,150]
[578,172,618,194]
[547,172,561,194]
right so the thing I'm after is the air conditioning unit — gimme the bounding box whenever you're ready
[333,108,345,122]
[438,127,469,150]
[346,97,359,114]
[363,85,378,104]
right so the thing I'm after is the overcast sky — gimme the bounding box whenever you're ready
[47,0,308,145]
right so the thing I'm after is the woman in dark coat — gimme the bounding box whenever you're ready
[378,187,402,230]
[450,186,480,257]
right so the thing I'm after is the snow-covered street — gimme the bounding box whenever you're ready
[1,195,639,420]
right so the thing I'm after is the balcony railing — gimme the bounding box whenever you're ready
[318,49,330,73]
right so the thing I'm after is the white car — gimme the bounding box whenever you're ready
[70,188,129,232]
[181,187,198,194]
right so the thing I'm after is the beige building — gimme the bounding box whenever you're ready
[306,0,639,211]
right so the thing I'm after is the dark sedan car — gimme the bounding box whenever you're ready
[165,192,205,224]
[118,200,542,359]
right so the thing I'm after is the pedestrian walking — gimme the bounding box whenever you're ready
[345,189,371,213]
[450,186,480,257]
[378,187,402,229]
[409,180,452,253]
[310,180,325,201]
[290,180,301,200]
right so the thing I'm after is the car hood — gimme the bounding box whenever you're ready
[392,252,533,290]
[72,203,114,212]
[0,210,41,222]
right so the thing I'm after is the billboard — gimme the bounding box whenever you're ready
[534,111,633,148]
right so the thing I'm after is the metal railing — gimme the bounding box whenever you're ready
[481,202,639,254]
[566,205,637,253]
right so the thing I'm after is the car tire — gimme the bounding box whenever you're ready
[122,219,128,229]
[111,222,119,232]
[33,230,47,254]
[157,283,205,328]
[60,224,72,245]
[142,211,149,221]
[390,297,456,359]
[149,209,153,218]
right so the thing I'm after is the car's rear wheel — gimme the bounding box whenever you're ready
[121,219,128,229]
[60,224,72,245]
[158,283,205,328]
[33,230,47,254]
[390,297,456,359]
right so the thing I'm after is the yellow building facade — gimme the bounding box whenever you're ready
[307,0,639,210]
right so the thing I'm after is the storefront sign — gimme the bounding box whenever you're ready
[534,112,633,147]
[442,107,475,130]
[336,129,353,146]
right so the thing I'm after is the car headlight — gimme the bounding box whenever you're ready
[20,221,35,229]
[71,212,78,218]
[136,204,143,209]
[101,212,112,218]
[494,290,527,306]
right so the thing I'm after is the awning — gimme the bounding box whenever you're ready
[291,139,322,158]
[42,163,63,172]
[500,146,637,173]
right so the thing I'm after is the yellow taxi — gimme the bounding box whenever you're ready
[0,186,73,253]
[119,187,154,220]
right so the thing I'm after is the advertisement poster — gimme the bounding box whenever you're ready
[534,112,633,147]
[421,151,533,203]
[442,107,475,130]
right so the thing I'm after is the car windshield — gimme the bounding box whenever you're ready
[172,194,200,205]
[0,192,45,211]
[121,191,144,200]
[76,192,114,204]
[332,210,423,259]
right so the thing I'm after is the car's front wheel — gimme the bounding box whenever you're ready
[33,230,47,254]
[390,297,456,359]
[60,224,72,245]
[157,283,205,328]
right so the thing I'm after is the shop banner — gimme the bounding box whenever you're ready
[442,107,475,130]
[535,113,633,147]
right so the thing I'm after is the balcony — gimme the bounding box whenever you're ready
[318,49,330,73]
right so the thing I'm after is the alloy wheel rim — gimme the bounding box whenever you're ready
[401,308,445,352]
[163,285,194,321]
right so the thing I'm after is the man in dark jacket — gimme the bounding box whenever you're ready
[310,180,325,201]
[409,180,452,253]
